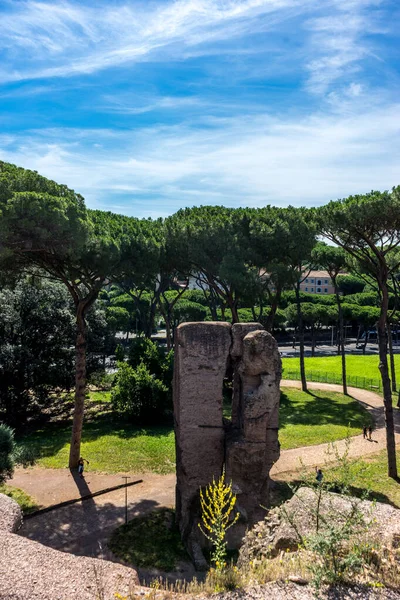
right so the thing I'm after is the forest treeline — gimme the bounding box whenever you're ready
[0,160,399,478]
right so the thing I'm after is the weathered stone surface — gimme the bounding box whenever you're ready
[173,322,281,563]
[174,322,232,567]
[230,322,265,359]
[238,487,400,567]
[227,329,281,542]
[230,323,265,426]
[0,493,23,533]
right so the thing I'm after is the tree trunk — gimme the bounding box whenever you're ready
[165,321,172,350]
[160,305,172,350]
[295,284,307,392]
[209,298,218,320]
[387,323,397,393]
[204,288,218,321]
[226,291,239,324]
[356,325,361,347]
[336,292,347,395]
[265,290,281,332]
[377,285,397,479]
[251,305,257,322]
[337,318,341,355]
[145,298,158,338]
[231,303,239,324]
[69,305,87,468]
[362,330,369,355]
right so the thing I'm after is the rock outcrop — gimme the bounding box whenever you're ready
[238,487,400,567]
[0,492,23,533]
[173,322,281,567]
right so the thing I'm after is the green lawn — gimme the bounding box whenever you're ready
[281,354,400,390]
[18,387,371,472]
[323,449,400,508]
[87,390,111,403]
[20,413,176,474]
[279,387,372,450]
[109,508,187,571]
[275,448,400,509]
[0,484,39,514]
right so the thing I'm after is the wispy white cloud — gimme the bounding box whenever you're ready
[0,0,309,82]
[1,99,399,216]
[0,0,397,218]
[305,0,386,94]
[98,94,207,115]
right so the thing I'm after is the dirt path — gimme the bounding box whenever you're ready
[12,469,175,562]
[10,382,399,569]
[272,380,400,475]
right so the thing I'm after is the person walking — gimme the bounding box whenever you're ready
[363,425,367,439]
[315,467,323,483]
[78,457,89,478]
[368,425,373,441]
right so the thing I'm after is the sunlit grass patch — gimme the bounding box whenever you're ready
[0,484,39,514]
[279,387,372,450]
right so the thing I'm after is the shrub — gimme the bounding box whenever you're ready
[0,424,15,483]
[115,344,125,362]
[199,469,239,572]
[111,362,169,424]
[128,337,165,379]
[88,370,115,390]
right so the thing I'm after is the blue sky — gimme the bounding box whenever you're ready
[0,0,399,218]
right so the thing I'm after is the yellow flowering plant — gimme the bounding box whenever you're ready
[198,469,239,571]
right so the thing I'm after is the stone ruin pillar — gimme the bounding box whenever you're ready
[173,322,281,568]
[173,322,232,570]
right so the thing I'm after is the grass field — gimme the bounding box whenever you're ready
[109,508,187,571]
[87,390,111,403]
[323,448,400,508]
[275,446,400,509]
[18,387,371,472]
[281,355,400,390]
[0,484,39,513]
[279,388,371,449]
[20,414,176,474]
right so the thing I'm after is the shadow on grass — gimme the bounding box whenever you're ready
[279,390,373,430]
[269,478,400,510]
[17,411,173,461]
[20,494,162,561]
[109,507,188,572]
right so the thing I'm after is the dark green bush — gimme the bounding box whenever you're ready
[111,362,169,424]
[0,424,15,483]
[128,336,165,378]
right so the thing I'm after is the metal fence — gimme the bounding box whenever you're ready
[282,370,382,392]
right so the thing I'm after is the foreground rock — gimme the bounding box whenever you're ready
[239,487,400,565]
[0,492,23,533]
[0,493,139,600]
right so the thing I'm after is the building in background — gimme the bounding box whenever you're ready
[300,270,342,294]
